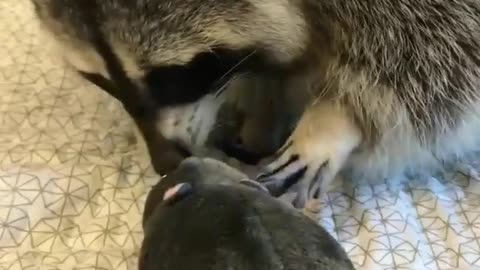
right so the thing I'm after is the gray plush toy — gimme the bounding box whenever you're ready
[140,157,355,270]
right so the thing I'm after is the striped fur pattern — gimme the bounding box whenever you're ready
[31,0,480,207]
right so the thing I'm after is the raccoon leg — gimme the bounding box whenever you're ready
[257,101,362,208]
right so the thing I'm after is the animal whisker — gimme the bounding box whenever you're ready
[214,50,257,98]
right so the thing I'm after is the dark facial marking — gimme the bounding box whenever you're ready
[143,48,261,107]
[78,8,189,174]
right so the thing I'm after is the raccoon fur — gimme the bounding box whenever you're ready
[32,0,480,207]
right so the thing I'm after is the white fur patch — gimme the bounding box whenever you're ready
[156,93,226,151]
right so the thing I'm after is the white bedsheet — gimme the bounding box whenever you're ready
[1,1,479,269]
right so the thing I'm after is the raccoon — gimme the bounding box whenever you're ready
[32,0,480,207]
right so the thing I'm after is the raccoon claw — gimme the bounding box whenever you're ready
[257,157,308,197]
[256,143,329,208]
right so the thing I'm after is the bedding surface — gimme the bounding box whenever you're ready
[1,1,480,269]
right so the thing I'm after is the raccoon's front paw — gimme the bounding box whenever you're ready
[258,101,362,208]
[256,139,341,208]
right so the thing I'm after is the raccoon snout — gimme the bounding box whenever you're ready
[214,138,264,165]
[148,139,192,176]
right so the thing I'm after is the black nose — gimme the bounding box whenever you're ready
[215,137,263,165]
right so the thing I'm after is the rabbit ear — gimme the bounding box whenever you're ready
[162,183,194,206]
